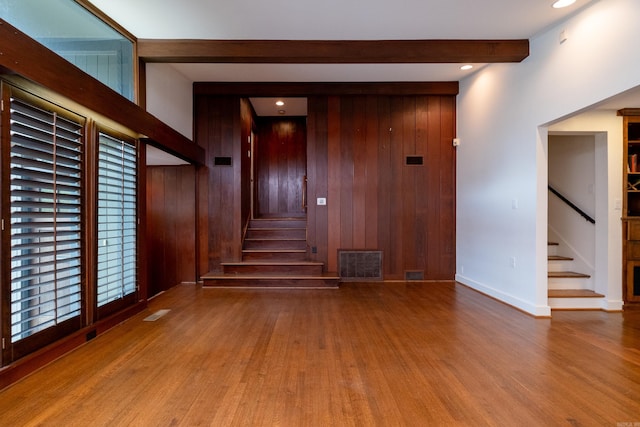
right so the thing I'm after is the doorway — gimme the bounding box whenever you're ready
[546,130,610,308]
[253,115,307,219]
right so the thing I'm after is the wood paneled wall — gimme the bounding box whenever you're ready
[307,95,455,280]
[146,165,197,295]
[240,99,253,228]
[195,94,455,280]
[195,96,246,275]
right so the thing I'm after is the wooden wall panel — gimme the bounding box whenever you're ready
[195,96,243,275]
[306,97,329,264]
[364,96,379,250]
[326,97,342,273]
[307,94,456,280]
[195,93,455,280]
[146,165,196,296]
[240,99,253,227]
[339,98,354,249]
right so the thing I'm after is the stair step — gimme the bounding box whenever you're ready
[548,271,590,278]
[548,255,573,261]
[249,218,306,229]
[222,261,324,275]
[242,249,307,261]
[548,289,604,298]
[548,242,559,246]
[201,272,339,288]
[548,289,605,310]
[548,270,592,290]
[246,228,306,239]
[243,238,306,250]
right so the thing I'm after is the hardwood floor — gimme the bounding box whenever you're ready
[1,282,639,426]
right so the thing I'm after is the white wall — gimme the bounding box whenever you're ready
[456,0,640,316]
[146,63,193,139]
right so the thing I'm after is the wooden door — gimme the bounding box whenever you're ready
[255,117,307,218]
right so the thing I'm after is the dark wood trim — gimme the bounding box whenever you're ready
[0,301,146,391]
[138,143,149,300]
[138,59,147,110]
[84,120,98,326]
[194,82,458,96]
[0,19,204,166]
[618,108,640,116]
[139,39,529,64]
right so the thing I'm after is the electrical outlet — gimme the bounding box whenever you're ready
[317,197,327,206]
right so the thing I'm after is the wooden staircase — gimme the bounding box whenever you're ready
[547,241,603,309]
[202,218,339,288]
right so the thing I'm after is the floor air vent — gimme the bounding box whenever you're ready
[338,250,383,281]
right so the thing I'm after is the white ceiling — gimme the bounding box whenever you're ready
[89,0,596,83]
[90,0,591,40]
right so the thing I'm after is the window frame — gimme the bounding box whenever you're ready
[93,126,139,321]
[0,83,87,363]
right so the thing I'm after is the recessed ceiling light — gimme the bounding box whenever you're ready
[275,100,285,106]
[552,0,576,8]
[278,109,286,115]
[460,65,473,70]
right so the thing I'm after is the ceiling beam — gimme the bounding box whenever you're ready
[138,39,529,64]
[194,82,458,96]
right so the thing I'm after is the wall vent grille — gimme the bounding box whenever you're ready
[405,270,425,281]
[338,250,383,281]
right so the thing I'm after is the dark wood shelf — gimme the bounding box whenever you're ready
[622,112,640,308]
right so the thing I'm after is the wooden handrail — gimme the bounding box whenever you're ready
[548,185,595,224]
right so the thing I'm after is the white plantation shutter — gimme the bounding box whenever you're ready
[9,96,83,343]
[97,132,137,307]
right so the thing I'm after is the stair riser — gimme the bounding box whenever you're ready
[548,260,576,272]
[244,239,306,250]
[548,297,604,310]
[246,229,306,239]
[223,264,323,275]
[242,252,307,261]
[249,220,306,229]
[548,277,593,290]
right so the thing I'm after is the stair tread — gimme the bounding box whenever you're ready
[548,255,573,261]
[244,237,306,241]
[548,271,591,278]
[548,289,604,298]
[202,272,339,280]
[222,261,323,266]
[247,227,306,230]
[243,249,306,253]
[548,241,559,246]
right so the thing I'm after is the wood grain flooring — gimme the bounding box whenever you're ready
[1,282,639,426]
